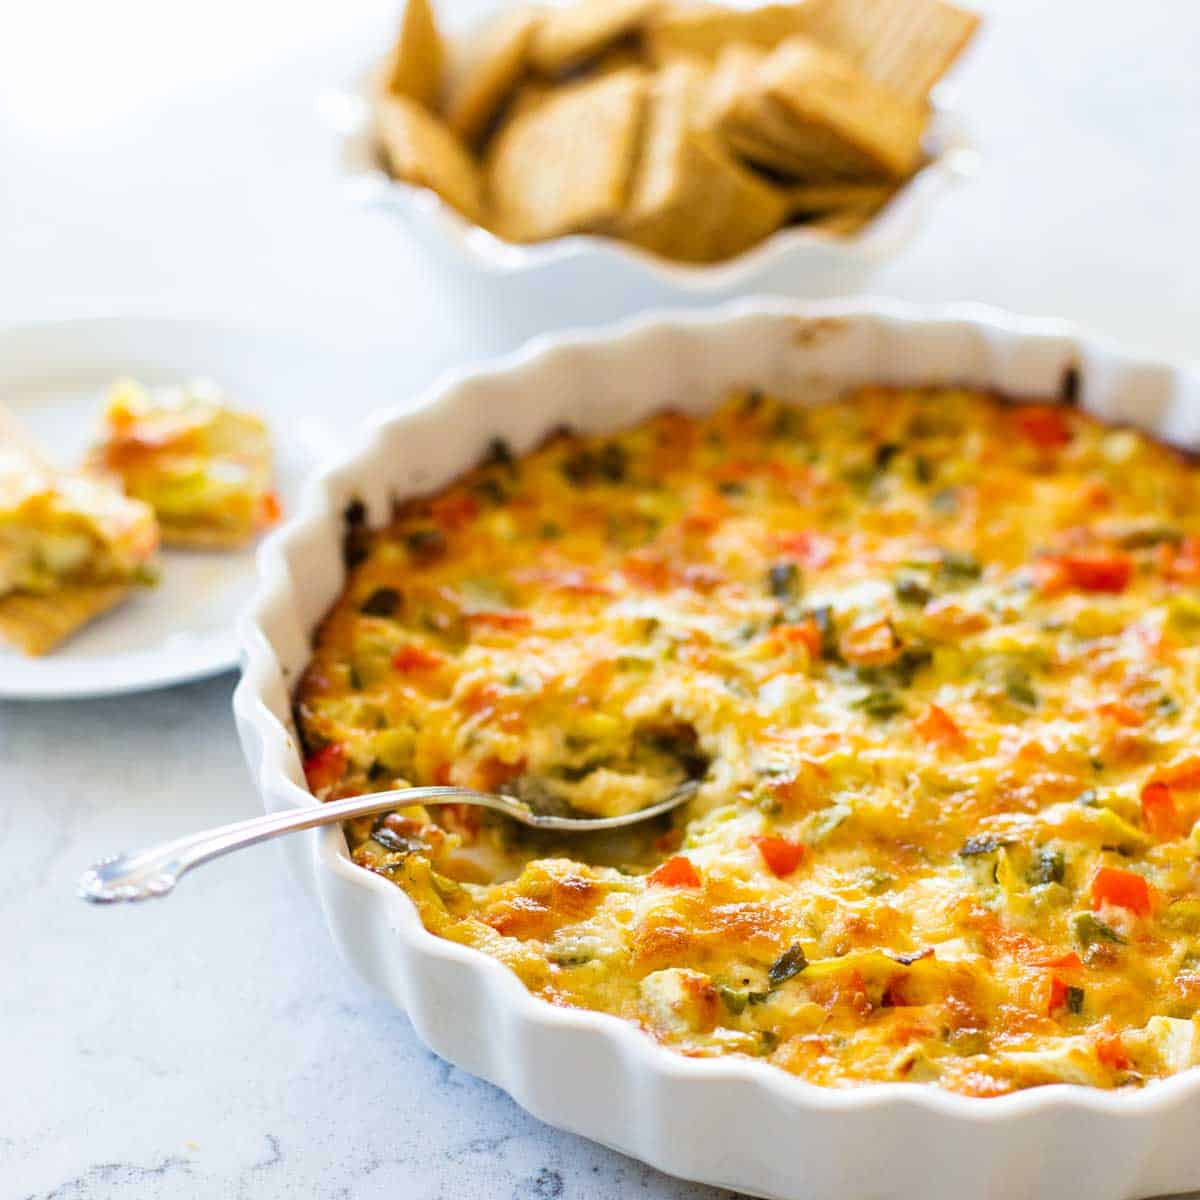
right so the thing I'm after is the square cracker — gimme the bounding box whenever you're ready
[623,60,709,225]
[620,61,786,262]
[695,42,765,133]
[798,0,980,102]
[486,68,648,242]
[375,94,485,223]
[646,1,810,62]
[785,181,894,214]
[721,36,926,179]
[806,206,876,234]
[445,8,541,146]
[624,127,788,262]
[528,0,658,75]
[382,0,444,109]
[158,523,257,550]
[0,584,129,656]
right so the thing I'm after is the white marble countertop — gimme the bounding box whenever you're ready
[2,0,1198,1196]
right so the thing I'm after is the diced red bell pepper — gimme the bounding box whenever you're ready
[1155,757,1200,790]
[1032,950,1082,971]
[1090,866,1154,917]
[474,755,525,793]
[255,490,282,528]
[467,610,532,631]
[303,743,344,793]
[392,644,446,672]
[429,492,478,530]
[1141,781,1181,840]
[913,704,966,750]
[1094,1030,1131,1070]
[1043,553,1133,594]
[1097,700,1144,727]
[774,618,822,657]
[753,835,805,877]
[771,531,834,569]
[1043,974,1070,1015]
[621,552,672,591]
[1014,405,1073,449]
[647,856,702,888]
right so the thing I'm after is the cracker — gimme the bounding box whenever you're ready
[529,0,659,75]
[785,181,894,214]
[623,60,708,225]
[620,60,786,261]
[799,0,980,101]
[375,94,485,222]
[159,524,257,550]
[695,42,765,133]
[646,1,810,62]
[0,584,129,656]
[486,68,648,242]
[382,0,444,109]
[499,78,556,127]
[721,36,926,179]
[805,206,875,234]
[625,133,788,262]
[445,8,540,145]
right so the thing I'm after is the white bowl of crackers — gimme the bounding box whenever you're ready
[331,0,981,292]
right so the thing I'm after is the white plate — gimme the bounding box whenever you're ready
[0,316,366,701]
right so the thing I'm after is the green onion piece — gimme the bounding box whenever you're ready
[958,834,1013,858]
[1071,912,1126,947]
[853,689,904,720]
[360,587,401,617]
[894,576,932,606]
[768,943,809,987]
[767,562,801,601]
[938,549,982,582]
[718,986,749,1015]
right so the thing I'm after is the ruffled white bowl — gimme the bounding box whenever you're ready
[235,298,1200,1200]
[324,35,978,297]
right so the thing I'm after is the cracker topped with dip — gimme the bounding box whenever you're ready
[0,409,158,655]
[369,0,980,262]
[88,379,281,550]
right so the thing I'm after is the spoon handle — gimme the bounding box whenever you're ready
[77,786,518,904]
[79,778,697,905]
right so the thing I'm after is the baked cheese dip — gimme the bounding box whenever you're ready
[296,386,1200,1096]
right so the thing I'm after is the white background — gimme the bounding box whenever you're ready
[2,0,1199,1196]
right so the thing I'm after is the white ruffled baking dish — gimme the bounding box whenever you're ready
[323,8,978,296]
[235,299,1200,1200]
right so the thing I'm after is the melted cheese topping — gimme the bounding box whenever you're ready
[296,388,1200,1095]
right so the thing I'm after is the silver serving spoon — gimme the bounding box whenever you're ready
[78,781,699,905]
